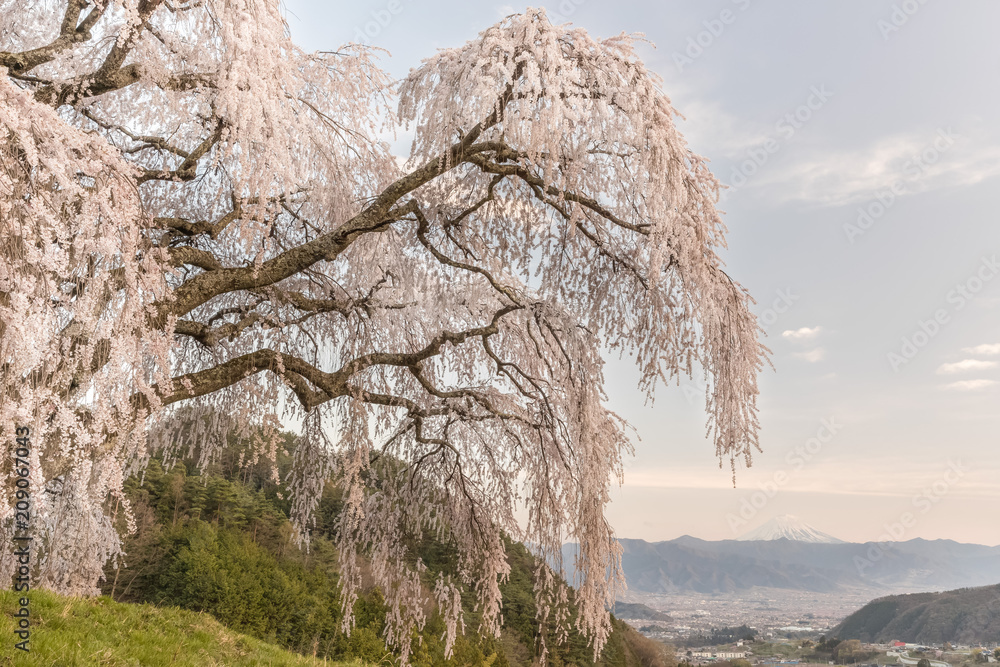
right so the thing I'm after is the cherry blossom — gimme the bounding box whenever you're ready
[0,4,766,661]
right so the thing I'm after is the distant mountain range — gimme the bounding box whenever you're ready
[835,583,1000,643]
[565,532,1000,595]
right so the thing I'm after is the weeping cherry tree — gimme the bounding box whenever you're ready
[0,1,767,662]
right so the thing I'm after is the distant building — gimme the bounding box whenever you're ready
[690,651,746,660]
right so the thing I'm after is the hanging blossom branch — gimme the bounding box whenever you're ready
[0,3,767,663]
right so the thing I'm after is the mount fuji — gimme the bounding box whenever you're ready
[565,523,1000,595]
[736,514,846,544]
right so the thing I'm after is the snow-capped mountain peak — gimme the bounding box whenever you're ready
[736,515,845,544]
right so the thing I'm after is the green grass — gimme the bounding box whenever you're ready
[0,589,361,666]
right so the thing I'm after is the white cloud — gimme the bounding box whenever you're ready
[754,126,1000,207]
[669,97,771,158]
[962,343,1000,356]
[943,379,997,391]
[937,359,998,374]
[782,326,822,341]
[793,347,826,363]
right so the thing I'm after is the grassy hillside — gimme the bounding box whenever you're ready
[834,583,1000,643]
[0,588,358,666]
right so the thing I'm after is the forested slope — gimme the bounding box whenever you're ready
[834,584,1000,643]
[93,431,671,667]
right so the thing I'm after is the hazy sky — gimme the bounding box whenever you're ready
[281,0,1000,545]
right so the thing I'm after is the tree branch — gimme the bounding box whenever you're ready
[152,132,505,325]
[0,0,105,74]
